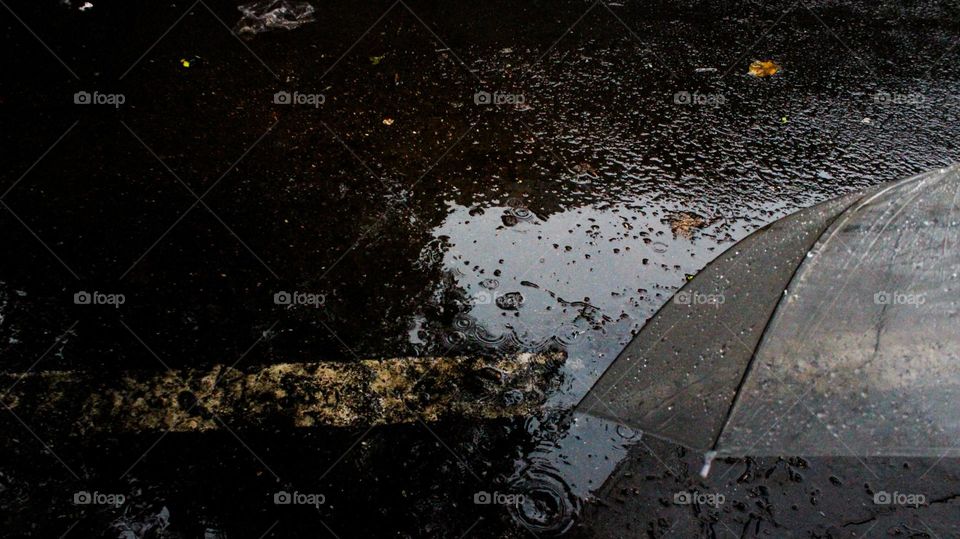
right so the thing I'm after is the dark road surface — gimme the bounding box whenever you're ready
[1,0,959,536]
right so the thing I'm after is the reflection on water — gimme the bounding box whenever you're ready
[507,413,641,534]
[419,200,734,533]
[424,199,733,407]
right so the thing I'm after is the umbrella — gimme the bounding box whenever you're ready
[578,164,960,460]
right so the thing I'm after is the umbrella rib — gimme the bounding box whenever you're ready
[718,168,956,459]
[708,197,862,454]
[796,173,934,345]
[581,392,683,476]
[748,174,946,458]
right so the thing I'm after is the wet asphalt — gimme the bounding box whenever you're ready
[1,0,960,536]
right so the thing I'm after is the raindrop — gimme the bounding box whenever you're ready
[507,325,549,352]
[472,325,507,347]
[496,292,525,310]
[554,323,584,346]
[441,330,467,349]
[453,314,475,330]
[509,466,580,535]
[480,278,500,290]
[511,207,534,221]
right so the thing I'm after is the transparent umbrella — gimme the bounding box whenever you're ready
[579,164,960,462]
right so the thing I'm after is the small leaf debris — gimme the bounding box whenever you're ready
[669,212,709,238]
[748,59,780,77]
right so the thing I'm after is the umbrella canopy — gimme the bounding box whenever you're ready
[579,164,960,457]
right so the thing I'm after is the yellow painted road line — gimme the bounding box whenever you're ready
[1,353,564,432]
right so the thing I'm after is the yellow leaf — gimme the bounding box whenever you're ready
[748,60,779,77]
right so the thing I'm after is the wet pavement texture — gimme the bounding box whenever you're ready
[1,0,960,536]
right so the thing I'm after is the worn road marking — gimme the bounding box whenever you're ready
[1,353,564,432]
